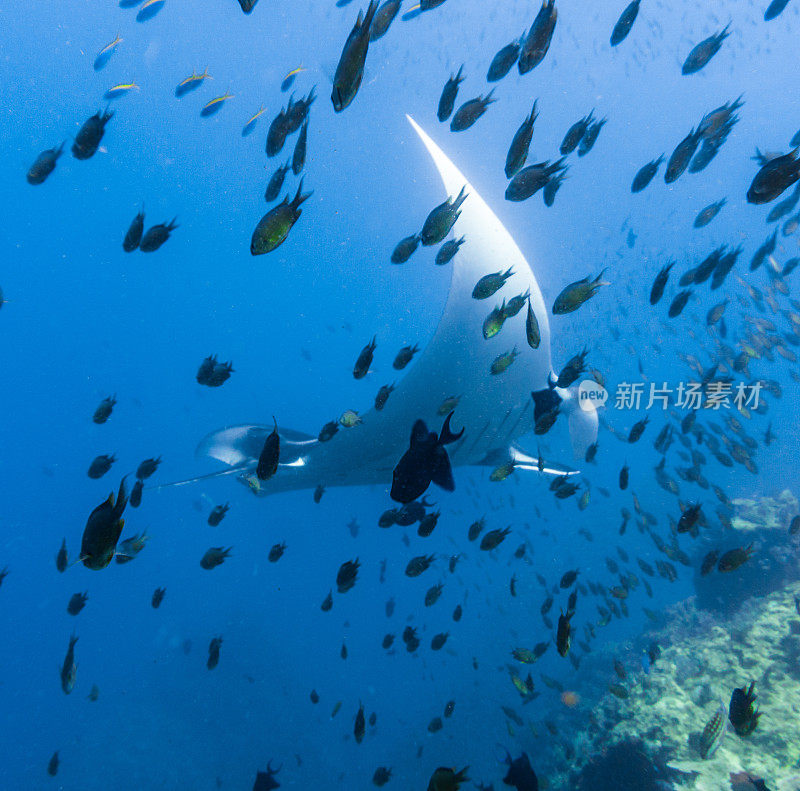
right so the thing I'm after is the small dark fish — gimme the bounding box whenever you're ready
[405,554,435,577]
[668,289,692,318]
[506,159,566,201]
[437,65,464,122]
[332,1,379,112]
[208,503,229,526]
[488,39,522,82]
[525,298,541,349]
[268,542,286,562]
[354,702,366,744]
[286,86,316,132]
[694,199,726,228]
[252,761,282,790]
[374,383,395,411]
[556,348,587,388]
[337,559,360,592]
[628,416,649,443]
[72,109,113,160]
[47,751,59,776]
[665,129,700,183]
[27,142,64,185]
[60,634,78,694]
[67,591,88,616]
[505,101,538,178]
[140,218,178,252]
[619,463,629,490]
[610,0,641,46]
[92,395,117,425]
[729,681,760,736]
[765,0,792,20]
[393,344,420,370]
[207,637,222,670]
[122,207,145,251]
[80,477,128,569]
[560,111,594,155]
[256,418,280,481]
[196,354,233,387]
[556,610,572,656]
[88,453,115,478]
[129,479,144,508]
[56,538,68,572]
[468,517,485,541]
[435,236,465,266]
[427,767,469,791]
[718,544,754,572]
[391,412,463,503]
[369,0,401,40]
[559,569,578,588]
[136,457,161,480]
[200,547,232,570]
[578,117,606,156]
[519,0,557,74]
[552,270,607,314]
[480,527,511,550]
[251,180,311,255]
[373,766,393,786]
[422,186,469,246]
[450,91,496,132]
[473,267,513,299]
[265,161,291,202]
[747,147,800,204]
[543,170,567,206]
[321,590,333,611]
[292,120,308,175]
[391,234,420,263]
[631,155,664,192]
[151,587,166,608]
[700,550,718,576]
[682,25,730,75]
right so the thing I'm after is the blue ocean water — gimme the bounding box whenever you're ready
[2,0,800,788]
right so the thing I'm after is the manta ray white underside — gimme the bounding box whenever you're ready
[157,117,598,498]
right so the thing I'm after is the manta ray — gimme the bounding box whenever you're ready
[159,117,598,498]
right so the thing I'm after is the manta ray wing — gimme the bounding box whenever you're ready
[156,118,596,497]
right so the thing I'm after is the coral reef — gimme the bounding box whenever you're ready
[571,582,800,790]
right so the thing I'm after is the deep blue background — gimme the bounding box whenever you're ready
[1,0,799,787]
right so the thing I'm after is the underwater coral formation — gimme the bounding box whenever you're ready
[559,578,800,790]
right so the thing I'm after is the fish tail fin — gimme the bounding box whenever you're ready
[293,178,313,207]
[364,0,379,28]
[439,411,464,444]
